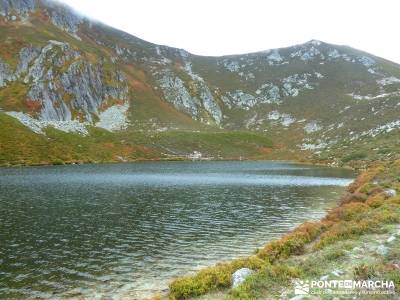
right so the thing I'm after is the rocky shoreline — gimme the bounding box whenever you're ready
[161,160,400,300]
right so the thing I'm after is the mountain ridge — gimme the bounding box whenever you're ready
[1,0,400,166]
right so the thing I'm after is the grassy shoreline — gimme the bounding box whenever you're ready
[161,160,400,300]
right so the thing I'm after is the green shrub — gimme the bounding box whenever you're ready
[51,158,65,165]
[341,152,367,163]
[353,263,376,280]
[169,256,267,299]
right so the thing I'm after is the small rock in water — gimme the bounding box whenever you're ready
[232,268,254,288]
[384,189,397,198]
[387,235,396,243]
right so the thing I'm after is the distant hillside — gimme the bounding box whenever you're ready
[1,0,400,165]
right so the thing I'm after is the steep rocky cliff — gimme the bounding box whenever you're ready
[1,0,400,164]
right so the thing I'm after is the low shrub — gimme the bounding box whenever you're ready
[358,183,384,196]
[169,256,266,299]
[167,164,400,299]
[339,192,368,205]
[313,219,376,250]
[51,158,65,165]
[366,193,385,208]
[347,166,384,193]
[228,265,301,300]
[257,222,325,262]
[353,263,377,280]
[341,152,367,163]
[325,202,370,222]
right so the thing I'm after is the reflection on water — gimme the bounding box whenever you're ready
[0,161,353,299]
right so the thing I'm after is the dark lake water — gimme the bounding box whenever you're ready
[0,161,354,299]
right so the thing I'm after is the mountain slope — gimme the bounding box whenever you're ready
[1,0,400,165]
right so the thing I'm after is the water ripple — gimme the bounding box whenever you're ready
[0,161,354,299]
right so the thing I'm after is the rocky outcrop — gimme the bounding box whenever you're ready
[0,58,15,87]
[158,72,200,119]
[222,72,322,111]
[0,0,36,18]
[199,82,222,124]
[304,121,322,134]
[267,110,296,127]
[157,64,222,125]
[1,0,400,148]
[0,0,84,37]
[43,0,83,37]
[16,46,41,76]
[61,60,127,122]
[1,39,129,134]
[226,90,257,109]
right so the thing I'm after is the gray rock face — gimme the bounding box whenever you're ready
[198,82,222,124]
[16,46,41,75]
[23,41,81,121]
[62,61,128,122]
[232,268,254,288]
[41,0,82,36]
[0,58,15,87]
[180,57,222,124]
[227,90,257,110]
[267,85,280,101]
[0,0,83,37]
[1,40,129,124]
[0,0,36,17]
[158,72,199,119]
[267,49,284,65]
[62,61,104,121]
[291,44,323,61]
[30,83,68,121]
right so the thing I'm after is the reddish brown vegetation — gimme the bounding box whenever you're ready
[25,99,42,113]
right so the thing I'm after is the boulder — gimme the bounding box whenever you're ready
[232,268,254,288]
[384,189,397,198]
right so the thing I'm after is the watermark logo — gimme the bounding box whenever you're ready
[294,280,310,295]
[293,279,396,296]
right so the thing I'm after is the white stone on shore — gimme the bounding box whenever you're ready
[384,189,397,198]
[232,268,253,288]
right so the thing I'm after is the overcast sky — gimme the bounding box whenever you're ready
[60,0,400,63]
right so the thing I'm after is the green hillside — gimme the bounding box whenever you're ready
[1,0,400,166]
